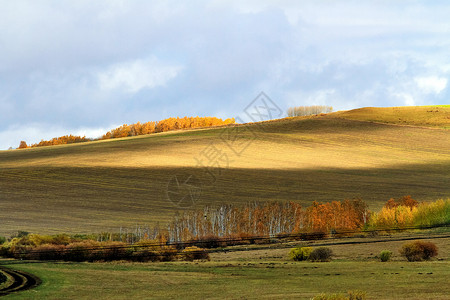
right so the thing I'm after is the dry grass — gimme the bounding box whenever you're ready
[330,106,450,129]
[0,106,449,235]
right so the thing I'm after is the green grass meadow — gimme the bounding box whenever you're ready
[3,234,449,299]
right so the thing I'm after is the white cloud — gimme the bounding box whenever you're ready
[0,124,114,150]
[0,124,65,150]
[1,1,450,138]
[414,76,447,94]
[393,92,416,106]
[97,57,183,93]
[285,89,341,108]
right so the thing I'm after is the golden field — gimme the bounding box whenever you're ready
[0,106,449,235]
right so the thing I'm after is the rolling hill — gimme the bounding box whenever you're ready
[0,106,449,236]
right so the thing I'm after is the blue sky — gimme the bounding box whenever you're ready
[1,1,449,149]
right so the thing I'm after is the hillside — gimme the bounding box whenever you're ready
[330,105,450,128]
[0,106,449,235]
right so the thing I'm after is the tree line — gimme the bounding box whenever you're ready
[165,196,448,244]
[17,116,235,149]
[368,196,449,229]
[100,116,234,139]
[20,135,90,148]
[166,199,369,243]
[0,196,448,261]
[287,105,333,117]
[70,196,445,246]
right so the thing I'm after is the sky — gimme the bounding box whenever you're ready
[1,1,449,149]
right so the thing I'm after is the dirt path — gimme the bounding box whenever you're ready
[0,267,41,297]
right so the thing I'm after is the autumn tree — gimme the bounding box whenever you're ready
[20,116,235,147]
[287,105,333,117]
[165,200,370,243]
[18,141,28,149]
[30,135,88,148]
[384,195,418,209]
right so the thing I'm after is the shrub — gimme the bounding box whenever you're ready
[65,240,100,262]
[289,247,312,261]
[302,232,327,240]
[86,241,129,261]
[309,247,333,262]
[182,246,210,261]
[0,245,8,257]
[15,231,30,238]
[379,250,392,262]
[27,244,66,260]
[158,247,178,262]
[131,249,160,262]
[131,240,161,261]
[399,241,438,262]
[190,235,225,249]
[0,236,6,245]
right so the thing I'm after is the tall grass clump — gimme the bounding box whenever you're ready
[287,105,333,117]
[379,250,392,262]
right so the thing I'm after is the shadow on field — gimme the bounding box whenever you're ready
[0,160,449,235]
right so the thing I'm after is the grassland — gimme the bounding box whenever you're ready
[0,106,449,236]
[1,104,449,300]
[2,234,449,299]
[331,105,450,128]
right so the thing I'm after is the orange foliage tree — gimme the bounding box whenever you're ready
[101,117,235,140]
[166,199,369,243]
[369,196,419,228]
[305,199,368,232]
[384,195,418,209]
[30,135,89,148]
[16,116,235,149]
[18,141,28,149]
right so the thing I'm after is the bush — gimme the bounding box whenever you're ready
[0,236,6,245]
[158,247,178,262]
[0,245,8,257]
[65,240,100,262]
[27,244,66,260]
[100,241,130,261]
[289,247,312,261]
[379,250,392,262]
[15,231,30,238]
[182,246,210,261]
[399,241,438,261]
[131,249,160,262]
[309,247,333,262]
[190,235,226,249]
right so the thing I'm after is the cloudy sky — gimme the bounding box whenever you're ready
[1,1,449,149]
